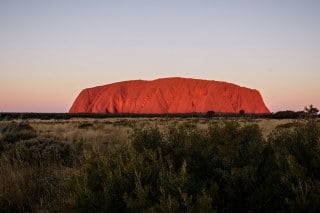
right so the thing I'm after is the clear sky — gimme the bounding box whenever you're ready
[1,0,319,112]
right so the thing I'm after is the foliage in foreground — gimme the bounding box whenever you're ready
[68,120,320,212]
[0,122,81,212]
[1,119,320,212]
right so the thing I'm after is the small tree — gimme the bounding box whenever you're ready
[206,111,215,118]
[239,109,245,115]
[304,104,319,116]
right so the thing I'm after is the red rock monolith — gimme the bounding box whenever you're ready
[69,77,270,114]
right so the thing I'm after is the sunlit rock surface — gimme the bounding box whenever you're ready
[69,77,270,114]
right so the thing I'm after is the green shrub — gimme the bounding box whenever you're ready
[113,119,134,127]
[3,138,78,166]
[67,120,320,212]
[276,122,300,129]
[66,121,267,212]
[131,126,163,152]
[206,111,215,118]
[2,119,320,212]
[78,122,94,129]
[0,164,71,212]
[0,122,37,143]
[105,120,113,125]
[262,120,320,211]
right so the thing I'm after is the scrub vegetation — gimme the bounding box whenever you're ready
[0,115,320,212]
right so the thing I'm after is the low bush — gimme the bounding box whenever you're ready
[275,122,300,129]
[2,119,320,211]
[78,122,94,129]
[113,119,134,127]
[0,163,71,212]
[0,122,37,143]
[65,120,320,212]
[2,137,78,166]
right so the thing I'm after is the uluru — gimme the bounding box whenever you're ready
[69,77,270,114]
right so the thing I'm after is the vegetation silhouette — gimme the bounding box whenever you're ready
[1,108,320,211]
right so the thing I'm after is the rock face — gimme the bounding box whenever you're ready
[69,77,270,114]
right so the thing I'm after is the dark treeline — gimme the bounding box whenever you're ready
[0,110,318,120]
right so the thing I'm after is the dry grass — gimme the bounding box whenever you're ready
[3,117,300,144]
[0,156,72,211]
[254,119,294,137]
[1,117,318,211]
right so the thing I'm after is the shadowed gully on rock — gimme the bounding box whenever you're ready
[69,77,270,114]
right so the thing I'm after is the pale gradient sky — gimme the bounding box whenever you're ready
[1,0,319,112]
